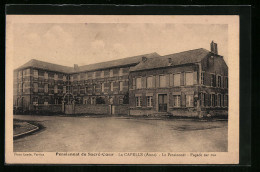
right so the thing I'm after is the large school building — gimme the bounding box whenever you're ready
[13,41,228,117]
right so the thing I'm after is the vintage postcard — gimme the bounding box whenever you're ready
[5,15,239,164]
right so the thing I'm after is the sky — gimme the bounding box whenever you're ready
[13,23,228,69]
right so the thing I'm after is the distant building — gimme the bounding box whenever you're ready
[13,41,228,117]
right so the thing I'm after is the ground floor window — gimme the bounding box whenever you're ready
[119,97,124,105]
[136,96,142,107]
[173,95,181,107]
[146,96,153,107]
[91,97,96,105]
[200,93,206,107]
[210,94,216,107]
[185,94,194,107]
[32,97,38,105]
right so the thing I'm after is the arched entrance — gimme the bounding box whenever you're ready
[62,93,75,114]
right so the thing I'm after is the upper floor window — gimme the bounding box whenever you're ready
[110,69,113,77]
[22,83,25,92]
[201,72,205,85]
[93,72,96,79]
[101,71,104,78]
[44,72,48,80]
[33,70,38,78]
[159,75,166,87]
[225,77,228,88]
[54,74,58,80]
[18,83,22,92]
[217,75,222,87]
[119,68,123,76]
[146,76,153,88]
[185,72,193,86]
[18,71,22,78]
[77,75,80,81]
[54,85,58,94]
[63,75,66,82]
[173,73,180,86]
[33,83,38,92]
[85,86,88,94]
[211,74,216,87]
[70,76,74,82]
[136,77,142,89]
[63,86,66,93]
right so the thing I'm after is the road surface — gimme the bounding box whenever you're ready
[13,115,228,152]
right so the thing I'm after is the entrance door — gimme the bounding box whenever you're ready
[158,94,167,112]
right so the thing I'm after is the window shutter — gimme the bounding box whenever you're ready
[193,71,198,85]
[180,73,185,86]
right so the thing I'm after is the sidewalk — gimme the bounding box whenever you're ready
[13,120,40,139]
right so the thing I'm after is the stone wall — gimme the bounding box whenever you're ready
[114,105,129,115]
[74,104,109,115]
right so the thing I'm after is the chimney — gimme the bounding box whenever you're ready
[142,56,147,62]
[74,64,79,71]
[210,41,218,55]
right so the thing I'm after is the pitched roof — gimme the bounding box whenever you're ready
[15,52,161,73]
[76,52,160,73]
[130,48,211,72]
[15,59,74,73]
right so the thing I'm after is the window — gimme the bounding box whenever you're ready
[91,97,96,105]
[78,85,81,93]
[85,86,88,93]
[54,98,59,105]
[33,97,38,105]
[217,75,222,87]
[44,84,48,93]
[101,83,105,92]
[119,81,123,91]
[186,95,194,107]
[54,85,58,93]
[63,75,66,82]
[18,71,22,78]
[63,86,66,93]
[136,96,142,107]
[146,76,153,88]
[136,78,142,89]
[44,72,48,80]
[159,75,166,87]
[33,70,38,78]
[18,83,22,92]
[101,71,104,78]
[185,72,193,86]
[119,68,123,76]
[54,74,58,80]
[201,72,205,85]
[225,77,228,88]
[218,94,222,107]
[210,94,216,107]
[147,96,153,107]
[173,95,181,107]
[33,83,38,92]
[110,82,113,91]
[200,93,206,107]
[70,76,73,82]
[211,74,216,87]
[173,73,180,86]
[224,95,228,107]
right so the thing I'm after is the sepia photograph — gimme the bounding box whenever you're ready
[5,15,239,164]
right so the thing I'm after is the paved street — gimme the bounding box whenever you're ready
[13,115,228,152]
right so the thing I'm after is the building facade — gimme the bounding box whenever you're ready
[13,42,228,117]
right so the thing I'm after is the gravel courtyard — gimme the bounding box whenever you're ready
[13,115,228,152]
